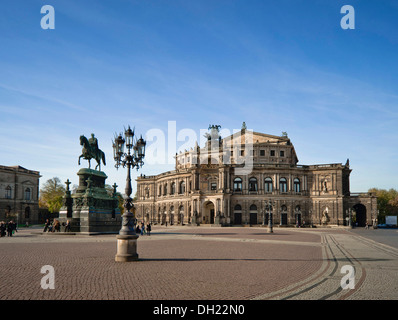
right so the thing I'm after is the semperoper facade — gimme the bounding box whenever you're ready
[136,124,377,227]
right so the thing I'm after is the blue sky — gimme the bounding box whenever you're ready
[0,0,397,193]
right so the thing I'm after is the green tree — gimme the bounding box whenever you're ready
[40,177,66,213]
[368,188,398,223]
[105,184,124,214]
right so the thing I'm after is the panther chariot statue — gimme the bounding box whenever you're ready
[78,133,106,171]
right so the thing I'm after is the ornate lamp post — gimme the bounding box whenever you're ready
[266,199,274,233]
[113,126,146,262]
[348,208,353,229]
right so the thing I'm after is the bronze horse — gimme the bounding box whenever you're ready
[78,135,106,170]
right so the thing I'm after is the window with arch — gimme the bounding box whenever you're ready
[249,204,257,211]
[171,182,176,195]
[264,177,273,193]
[248,177,258,192]
[164,184,168,196]
[294,178,301,193]
[233,178,242,192]
[179,181,185,194]
[24,188,31,201]
[234,204,242,211]
[5,186,11,199]
[158,185,162,196]
[25,206,30,219]
[281,205,287,212]
[279,178,287,193]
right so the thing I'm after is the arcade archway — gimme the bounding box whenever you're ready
[202,201,215,224]
[353,204,367,227]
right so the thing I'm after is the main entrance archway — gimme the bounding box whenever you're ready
[353,203,367,227]
[202,201,215,224]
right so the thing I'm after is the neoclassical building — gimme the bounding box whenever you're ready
[136,125,377,227]
[0,165,41,224]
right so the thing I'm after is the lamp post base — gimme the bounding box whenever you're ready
[115,234,139,262]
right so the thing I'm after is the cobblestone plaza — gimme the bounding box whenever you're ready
[0,225,397,301]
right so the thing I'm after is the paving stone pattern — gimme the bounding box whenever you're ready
[0,226,397,300]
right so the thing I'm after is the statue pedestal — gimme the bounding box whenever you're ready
[115,234,139,262]
[59,168,121,234]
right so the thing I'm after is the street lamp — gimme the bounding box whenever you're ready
[112,126,146,262]
[266,199,274,233]
[348,208,353,229]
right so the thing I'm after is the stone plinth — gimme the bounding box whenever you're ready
[59,168,122,235]
[115,234,139,262]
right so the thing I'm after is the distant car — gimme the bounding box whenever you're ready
[377,224,397,229]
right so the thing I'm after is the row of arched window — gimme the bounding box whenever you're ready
[233,177,301,193]
[234,204,301,212]
[158,181,187,196]
[3,186,32,200]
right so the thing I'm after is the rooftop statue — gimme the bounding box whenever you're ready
[78,133,106,171]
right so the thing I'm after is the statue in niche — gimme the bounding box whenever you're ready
[321,207,330,225]
[322,179,328,193]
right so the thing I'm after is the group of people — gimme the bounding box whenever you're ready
[43,219,71,233]
[0,221,17,237]
[135,221,151,236]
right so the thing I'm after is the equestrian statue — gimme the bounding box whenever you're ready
[78,133,106,171]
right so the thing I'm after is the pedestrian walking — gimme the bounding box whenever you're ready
[7,221,14,237]
[53,220,61,232]
[146,223,151,236]
[0,222,6,237]
[43,219,50,232]
[64,220,71,232]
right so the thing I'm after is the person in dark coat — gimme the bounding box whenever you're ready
[7,221,14,237]
[43,219,50,232]
[146,223,151,236]
[64,220,71,232]
[0,222,6,237]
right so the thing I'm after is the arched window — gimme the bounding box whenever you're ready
[158,185,162,196]
[279,178,287,193]
[295,205,301,212]
[164,183,168,196]
[234,204,242,225]
[24,188,31,201]
[5,186,11,199]
[171,182,175,195]
[179,181,185,194]
[264,177,273,193]
[248,177,258,192]
[233,178,242,192]
[250,204,257,211]
[294,178,301,193]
